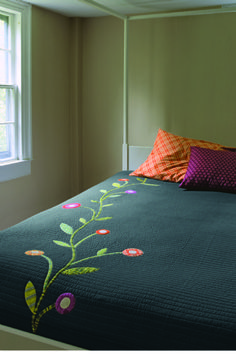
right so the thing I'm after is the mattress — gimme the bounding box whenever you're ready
[0,170,236,350]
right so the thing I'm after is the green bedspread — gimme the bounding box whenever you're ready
[0,171,236,349]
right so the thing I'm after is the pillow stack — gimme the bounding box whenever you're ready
[130,128,236,193]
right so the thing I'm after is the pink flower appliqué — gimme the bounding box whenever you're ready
[62,203,81,209]
[122,248,143,257]
[118,178,129,181]
[55,293,76,315]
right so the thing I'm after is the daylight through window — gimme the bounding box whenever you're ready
[0,12,17,161]
[0,0,31,182]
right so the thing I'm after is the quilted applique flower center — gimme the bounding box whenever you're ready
[55,293,76,315]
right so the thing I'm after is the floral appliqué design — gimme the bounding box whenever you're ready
[24,177,158,333]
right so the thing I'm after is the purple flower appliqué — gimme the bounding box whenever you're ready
[55,293,76,315]
[125,190,137,194]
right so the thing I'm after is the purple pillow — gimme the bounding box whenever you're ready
[179,146,236,193]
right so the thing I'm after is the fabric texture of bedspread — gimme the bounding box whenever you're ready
[0,171,236,350]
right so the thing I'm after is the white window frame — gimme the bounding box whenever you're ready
[0,0,31,182]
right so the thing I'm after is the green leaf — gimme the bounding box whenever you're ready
[91,200,98,203]
[136,178,144,182]
[103,204,113,207]
[79,218,86,224]
[62,267,99,275]
[97,248,107,256]
[60,223,73,235]
[96,217,112,221]
[112,183,121,188]
[100,189,107,194]
[25,281,37,314]
[53,240,71,248]
[108,195,121,198]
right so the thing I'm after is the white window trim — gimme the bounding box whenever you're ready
[0,0,32,183]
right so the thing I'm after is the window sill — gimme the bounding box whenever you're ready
[0,160,31,182]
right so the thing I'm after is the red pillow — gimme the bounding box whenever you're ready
[130,129,229,183]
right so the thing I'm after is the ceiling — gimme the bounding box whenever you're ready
[20,0,236,17]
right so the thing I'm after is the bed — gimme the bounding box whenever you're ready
[1,170,236,350]
[1,0,236,350]
[1,127,236,350]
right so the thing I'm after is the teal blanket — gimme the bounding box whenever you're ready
[0,171,236,349]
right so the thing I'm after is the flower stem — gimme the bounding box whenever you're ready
[41,255,53,290]
[74,233,96,248]
[71,251,123,266]
[33,304,55,333]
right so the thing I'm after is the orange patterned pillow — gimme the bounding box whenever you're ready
[130,129,228,182]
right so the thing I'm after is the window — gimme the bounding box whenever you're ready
[0,13,16,161]
[0,0,31,182]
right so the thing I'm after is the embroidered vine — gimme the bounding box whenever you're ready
[24,177,158,333]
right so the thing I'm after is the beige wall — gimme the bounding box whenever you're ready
[81,12,236,190]
[82,17,124,190]
[0,7,81,230]
[128,13,236,147]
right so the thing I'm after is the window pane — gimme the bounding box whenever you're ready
[0,87,15,160]
[0,14,10,84]
[0,88,14,123]
[0,14,9,50]
[0,123,15,160]
[0,124,7,151]
[0,51,10,83]
[0,87,6,122]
